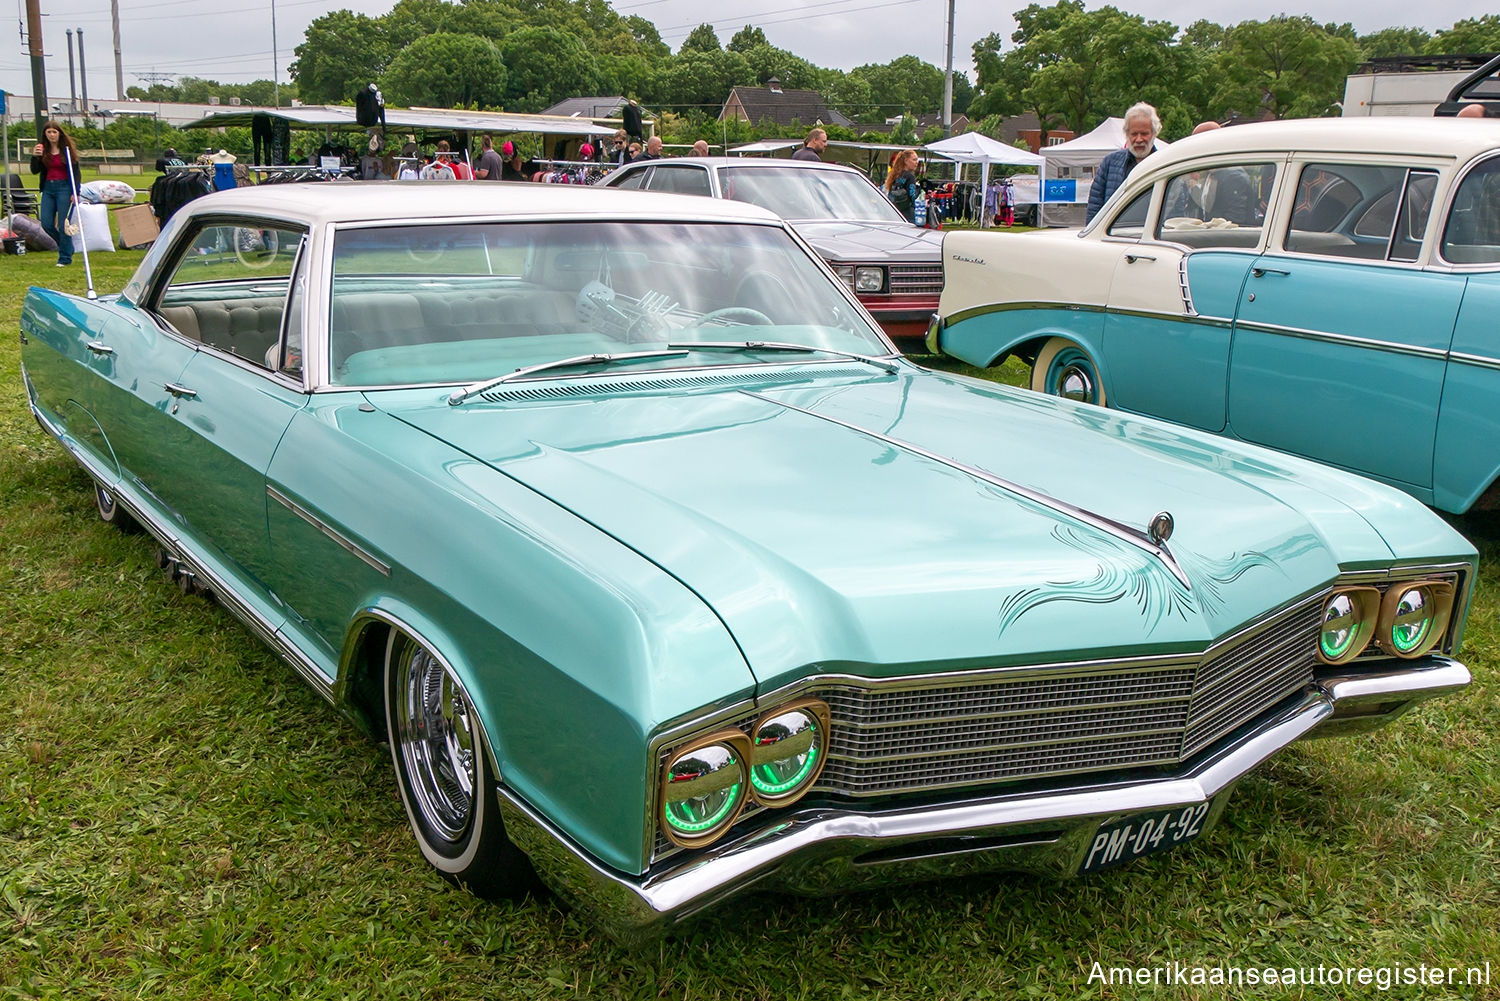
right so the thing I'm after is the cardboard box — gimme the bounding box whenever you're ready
[113,203,159,249]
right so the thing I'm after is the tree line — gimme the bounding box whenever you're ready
[109,3,1500,146]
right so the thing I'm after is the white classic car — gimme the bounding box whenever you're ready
[930,117,1500,514]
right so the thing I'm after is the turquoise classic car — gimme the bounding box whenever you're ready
[931,118,1500,514]
[21,183,1476,937]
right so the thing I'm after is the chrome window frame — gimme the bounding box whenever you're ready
[1436,150,1500,271]
[142,212,312,393]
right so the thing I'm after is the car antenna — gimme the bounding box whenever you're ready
[62,148,98,300]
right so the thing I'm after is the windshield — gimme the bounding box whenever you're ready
[719,166,907,223]
[327,221,889,387]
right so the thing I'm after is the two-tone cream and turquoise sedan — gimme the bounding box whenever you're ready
[21,182,1475,938]
[929,117,1500,514]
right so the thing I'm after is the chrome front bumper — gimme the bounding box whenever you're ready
[499,658,1468,940]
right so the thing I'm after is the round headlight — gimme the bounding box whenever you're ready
[1378,580,1453,659]
[750,700,830,807]
[1317,587,1378,665]
[854,267,885,293]
[1388,587,1432,654]
[660,735,749,848]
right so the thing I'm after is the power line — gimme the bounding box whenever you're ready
[656,0,926,41]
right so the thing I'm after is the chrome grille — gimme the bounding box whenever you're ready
[1182,602,1320,755]
[808,596,1319,798]
[651,595,1321,860]
[887,264,944,295]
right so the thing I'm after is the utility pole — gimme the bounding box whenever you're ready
[78,28,90,124]
[26,0,47,133]
[270,0,279,106]
[111,0,124,99]
[942,0,956,137]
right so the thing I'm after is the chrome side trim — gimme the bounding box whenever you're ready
[266,484,391,576]
[499,654,1467,939]
[943,300,1106,329]
[741,389,1193,589]
[1448,350,1500,373]
[1112,307,1233,328]
[28,397,336,704]
[1232,320,1450,361]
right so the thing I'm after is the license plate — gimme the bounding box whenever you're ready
[1079,802,1212,874]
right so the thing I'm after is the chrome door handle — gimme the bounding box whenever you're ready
[164,383,198,399]
[1251,266,1290,277]
[86,341,115,356]
[1125,253,1158,263]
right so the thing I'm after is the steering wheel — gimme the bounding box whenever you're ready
[699,306,773,326]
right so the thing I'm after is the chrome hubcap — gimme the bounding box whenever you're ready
[1057,364,1095,403]
[396,646,476,843]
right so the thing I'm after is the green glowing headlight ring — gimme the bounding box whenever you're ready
[658,731,753,849]
[1316,587,1380,665]
[664,781,743,834]
[1377,579,1455,660]
[1390,617,1431,654]
[752,745,819,797]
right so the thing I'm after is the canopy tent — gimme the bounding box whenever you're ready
[924,133,1045,227]
[182,105,613,138]
[1039,117,1171,226]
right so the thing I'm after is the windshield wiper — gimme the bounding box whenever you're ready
[666,340,901,374]
[447,349,689,405]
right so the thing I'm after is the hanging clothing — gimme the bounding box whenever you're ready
[355,86,386,127]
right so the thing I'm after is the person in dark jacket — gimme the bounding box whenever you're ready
[30,120,82,266]
[883,148,922,223]
[791,128,827,162]
[1084,103,1162,224]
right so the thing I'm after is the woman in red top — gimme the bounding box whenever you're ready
[29,120,82,266]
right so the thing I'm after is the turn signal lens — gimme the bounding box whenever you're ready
[750,700,831,806]
[660,733,751,848]
[1378,580,1454,659]
[1317,587,1379,665]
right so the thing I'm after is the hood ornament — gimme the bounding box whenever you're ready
[1147,511,1174,546]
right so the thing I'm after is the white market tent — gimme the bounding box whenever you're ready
[924,133,1045,228]
[1039,117,1171,226]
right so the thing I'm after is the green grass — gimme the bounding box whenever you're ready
[2,251,1498,999]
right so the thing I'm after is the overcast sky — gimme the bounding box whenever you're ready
[0,0,1483,106]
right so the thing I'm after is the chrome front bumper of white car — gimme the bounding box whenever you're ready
[499,657,1468,941]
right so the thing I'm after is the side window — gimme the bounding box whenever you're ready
[154,220,307,368]
[1284,163,1421,261]
[647,166,712,197]
[1442,157,1500,265]
[608,168,647,190]
[1105,189,1152,239]
[274,237,308,379]
[1388,171,1438,263]
[1157,164,1274,248]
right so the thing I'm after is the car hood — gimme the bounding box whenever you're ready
[790,220,944,263]
[378,365,1465,691]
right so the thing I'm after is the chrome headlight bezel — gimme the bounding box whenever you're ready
[1316,586,1380,665]
[1377,579,1455,659]
[658,731,752,849]
[749,698,831,808]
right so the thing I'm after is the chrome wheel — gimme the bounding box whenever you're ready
[383,629,535,896]
[93,482,140,532]
[1031,337,1107,406]
[393,642,476,845]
